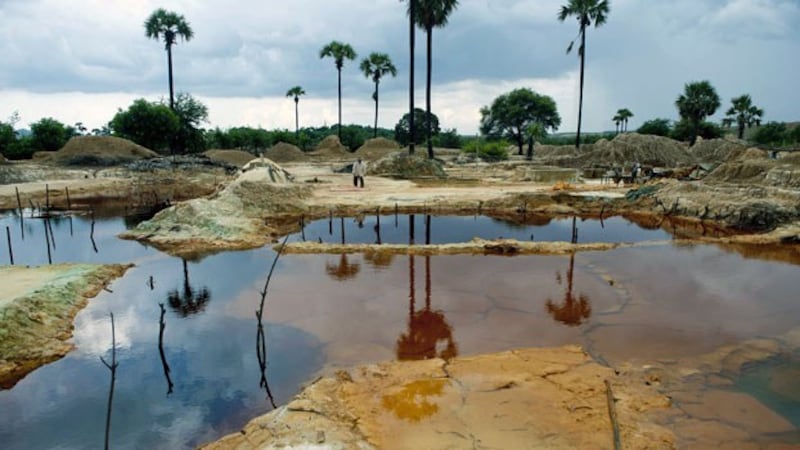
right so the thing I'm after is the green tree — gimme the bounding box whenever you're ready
[479,88,561,157]
[612,112,622,134]
[410,0,459,159]
[319,41,357,140]
[637,118,671,137]
[30,117,74,152]
[675,80,721,146]
[406,0,417,155]
[432,128,461,149]
[671,119,722,142]
[110,99,180,153]
[285,86,306,136]
[525,123,547,159]
[173,92,209,153]
[616,108,633,132]
[395,108,440,147]
[0,121,15,156]
[722,94,763,140]
[752,122,787,146]
[360,52,398,138]
[558,0,610,150]
[144,8,194,110]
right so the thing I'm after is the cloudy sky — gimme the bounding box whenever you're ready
[0,0,798,135]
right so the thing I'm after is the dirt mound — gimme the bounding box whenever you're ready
[240,158,295,183]
[310,135,349,157]
[690,139,748,164]
[354,138,401,160]
[203,149,256,168]
[589,133,693,167]
[370,152,446,179]
[265,142,309,162]
[705,148,800,188]
[49,136,158,166]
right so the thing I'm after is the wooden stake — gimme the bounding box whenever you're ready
[65,186,71,210]
[6,226,13,265]
[43,220,52,264]
[15,186,22,214]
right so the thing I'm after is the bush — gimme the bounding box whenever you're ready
[753,122,788,146]
[432,128,462,149]
[539,133,613,145]
[463,139,509,162]
[637,118,671,137]
[671,120,722,143]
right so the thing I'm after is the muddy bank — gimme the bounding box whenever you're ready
[202,345,674,449]
[0,263,132,389]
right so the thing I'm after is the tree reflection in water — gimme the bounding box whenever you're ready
[325,254,361,281]
[396,255,458,361]
[167,259,211,317]
[545,251,592,326]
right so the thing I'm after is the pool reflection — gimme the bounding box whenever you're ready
[325,254,361,281]
[166,259,211,317]
[546,252,592,327]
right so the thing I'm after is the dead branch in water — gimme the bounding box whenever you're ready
[100,312,118,450]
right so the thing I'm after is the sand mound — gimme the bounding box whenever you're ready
[46,136,158,166]
[706,148,800,188]
[310,135,349,157]
[265,142,309,163]
[240,157,294,183]
[538,134,693,168]
[203,149,257,168]
[690,139,748,164]
[354,138,401,160]
[370,152,446,179]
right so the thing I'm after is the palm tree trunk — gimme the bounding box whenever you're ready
[738,122,745,140]
[167,45,175,110]
[374,81,379,138]
[337,68,342,140]
[426,26,434,159]
[575,22,586,150]
[409,0,415,155]
[294,98,299,136]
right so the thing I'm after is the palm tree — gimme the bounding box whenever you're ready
[410,0,459,159]
[319,41,357,141]
[722,94,763,140]
[407,0,417,155]
[558,0,610,150]
[612,112,622,134]
[675,80,721,146]
[144,8,194,111]
[360,53,398,138]
[285,86,306,136]
[616,108,633,132]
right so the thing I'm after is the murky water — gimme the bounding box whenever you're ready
[1,210,798,448]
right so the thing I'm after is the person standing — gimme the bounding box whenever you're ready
[352,157,367,188]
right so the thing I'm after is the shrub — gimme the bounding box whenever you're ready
[463,139,509,162]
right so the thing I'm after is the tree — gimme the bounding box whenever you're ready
[675,80,721,146]
[410,0,459,159]
[172,92,209,153]
[110,99,180,153]
[616,108,633,132]
[30,117,74,152]
[558,0,610,150]
[360,52,398,138]
[479,88,561,157]
[406,0,417,155]
[752,122,787,146]
[144,8,194,110]
[637,118,671,137]
[722,94,763,140]
[0,121,15,156]
[612,112,622,134]
[285,86,306,136]
[319,41,357,140]
[395,108,440,147]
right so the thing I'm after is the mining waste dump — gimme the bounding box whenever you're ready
[1,207,799,449]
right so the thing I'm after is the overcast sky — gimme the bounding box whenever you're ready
[1,0,798,135]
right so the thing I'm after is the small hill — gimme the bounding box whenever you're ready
[49,136,158,166]
[310,135,349,157]
[689,138,748,164]
[203,149,257,168]
[265,142,309,163]
[537,133,694,168]
[354,137,401,160]
[370,152,446,179]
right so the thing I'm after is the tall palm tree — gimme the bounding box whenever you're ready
[612,112,622,134]
[360,53,398,138]
[319,41,357,141]
[558,0,610,150]
[723,94,763,139]
[616,108,633,132]
[144,8,194,111]
[675,80,720,146]
[410,0,459,159]
[407,0,416,155]
[285,86,306,136]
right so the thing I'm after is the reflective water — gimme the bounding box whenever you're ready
[290,213,673,245]
[1,210,798,448]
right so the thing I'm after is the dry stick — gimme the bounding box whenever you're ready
[604,379,622,450]
[46,218,56,250]
[28,199,36,218]
[158,303,174,394]
[65,186,71,210]
[6,226,13,265]
[45,183,49,213]
[100,312,118,450]
[328,210,333,236]
[43,219,52,264]
[340,216,345,244]
[300,215,306,242]
[255,234,290,409]
[15,186,22,214]
[90,210,98,253]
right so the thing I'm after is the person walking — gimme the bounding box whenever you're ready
[352,157,367,188]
